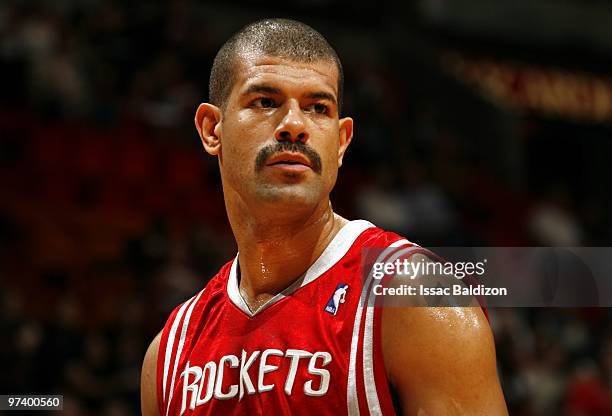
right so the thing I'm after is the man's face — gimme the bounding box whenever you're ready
[198,53,353,211]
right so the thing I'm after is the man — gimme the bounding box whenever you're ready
[141,18,507,415]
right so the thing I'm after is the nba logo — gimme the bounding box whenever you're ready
[325,283,349,315]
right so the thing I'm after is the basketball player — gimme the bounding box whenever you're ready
[141,19,508,415]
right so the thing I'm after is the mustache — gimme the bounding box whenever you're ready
[255,141,322,174]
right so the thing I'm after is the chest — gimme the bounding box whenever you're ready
[171,279,362,415]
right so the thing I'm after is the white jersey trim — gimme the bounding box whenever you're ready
[162,296,193,404]
[347,239,420,416]
[226,219,375,318]
[363,245,421,415]
[347,239,409,415]
[163,289,204,416]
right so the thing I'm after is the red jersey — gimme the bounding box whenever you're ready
[157,220,429,415]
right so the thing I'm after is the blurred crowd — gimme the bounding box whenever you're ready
[0,1,610,415]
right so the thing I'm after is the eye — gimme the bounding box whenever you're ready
[252,97,276,108]
[306,103,328,114]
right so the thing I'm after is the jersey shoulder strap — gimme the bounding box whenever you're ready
[156,260,233,415]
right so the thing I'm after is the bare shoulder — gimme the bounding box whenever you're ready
[382,304,491,354]
[141,331,162,416]
[380,253,507,415]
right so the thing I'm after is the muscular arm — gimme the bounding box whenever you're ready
[141,331,162,416]
[381,254,508,415]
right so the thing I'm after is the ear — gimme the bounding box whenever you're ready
[195,103,222,155]
[337,117,354,167]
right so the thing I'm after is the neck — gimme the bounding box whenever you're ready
[227,197,348,313]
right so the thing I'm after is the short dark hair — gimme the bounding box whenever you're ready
[209,18,343,112]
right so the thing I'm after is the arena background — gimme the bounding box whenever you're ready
[1,1,611,414]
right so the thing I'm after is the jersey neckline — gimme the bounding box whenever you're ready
[226,219,375,318]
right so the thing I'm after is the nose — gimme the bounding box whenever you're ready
[274,100,309,143]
